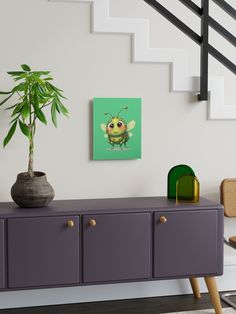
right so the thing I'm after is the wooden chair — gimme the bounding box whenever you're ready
[220,179,236,310]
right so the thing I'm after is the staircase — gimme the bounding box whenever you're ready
[49,0,236,120]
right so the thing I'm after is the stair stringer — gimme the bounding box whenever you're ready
[49,0,235,120]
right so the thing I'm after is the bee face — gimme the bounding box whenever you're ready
[106,117,127,135]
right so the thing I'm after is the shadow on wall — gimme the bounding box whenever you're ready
[203,192,220,203]
[89,99,93,161]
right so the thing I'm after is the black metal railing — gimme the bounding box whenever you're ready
[144,0,236,100]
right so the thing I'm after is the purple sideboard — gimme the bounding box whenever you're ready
[8,216,79,288]
[0,220,5,289]
[154,210,222,278]
[0,197,224,291]
[83,213,151,283]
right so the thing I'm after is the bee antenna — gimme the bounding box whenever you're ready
[104,112,112,118]
[117,106,128,116]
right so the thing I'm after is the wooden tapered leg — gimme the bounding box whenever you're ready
[204,277,223,314]
[189,277,201,299]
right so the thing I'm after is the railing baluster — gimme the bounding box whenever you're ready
[199,0,209,101]
[144,0,235,101]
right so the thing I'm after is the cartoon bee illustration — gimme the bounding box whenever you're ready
[100,106,136,150]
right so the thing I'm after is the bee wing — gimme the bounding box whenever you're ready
[128,132,133,137]
[101,123,108,138]
[100,123,107,133]
[127,120,135,131]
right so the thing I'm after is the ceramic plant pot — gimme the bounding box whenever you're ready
[11,171,55,208]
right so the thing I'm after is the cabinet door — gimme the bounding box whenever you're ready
[0,219,5,289]
[8,216,79,288]
[154,210,223,279]
[83,213,151,283]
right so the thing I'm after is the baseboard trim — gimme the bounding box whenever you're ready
[0,263,235,309]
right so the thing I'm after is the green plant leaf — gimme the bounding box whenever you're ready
[33,94,47,125]
[55,102,61,114]
[35,109,47,125]
[21,64,31,72]
[0,93,14,106]
[56,91,67,99]
[3,65,67,140]
[47,84,67,100]
[11,103,24,116]
[13,76,25,82]
[7,71,26,76]
[35,83,47,96]
[32,71,50,75]
[44,77,53,81]
[33,94,40,110]
[34,77,46,86]
[51,101,57,127]
[56,101,69,116]
[19,120,30,139]
[3,120,17,147]
[47,82,64,93]
[32,86,49,101]
[12,82,26,92]
[21,102,30,120]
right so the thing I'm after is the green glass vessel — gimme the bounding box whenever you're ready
[176,174,200,203]
[167,164,195,199]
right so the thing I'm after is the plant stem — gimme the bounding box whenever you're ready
[28,125,34,177]
[27,81,34,177]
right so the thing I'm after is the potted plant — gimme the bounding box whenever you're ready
[0,64,69,208]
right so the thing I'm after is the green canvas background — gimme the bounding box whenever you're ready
[93,98,142,160]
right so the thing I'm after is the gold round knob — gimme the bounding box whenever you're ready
[89,219,96,227]
[67,220,75,228]
[159,216,167,223]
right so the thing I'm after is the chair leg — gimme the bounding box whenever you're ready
[189,277,201,299]
[204,276,223,314]
[221,292,236,309]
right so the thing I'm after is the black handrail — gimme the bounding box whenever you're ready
[144,0,201,44]
[212,0,236,19]
[209,17,235,46]
[179,0,202,16]
[180,0,236,46]
[144,0,236,101]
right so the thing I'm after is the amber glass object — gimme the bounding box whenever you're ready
[176,174,200,203]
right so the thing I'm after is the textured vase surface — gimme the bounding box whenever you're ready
[11,172,55,208]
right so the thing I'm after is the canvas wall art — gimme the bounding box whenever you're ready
[93,98,141,160]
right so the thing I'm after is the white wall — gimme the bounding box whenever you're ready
[0,0,235,308]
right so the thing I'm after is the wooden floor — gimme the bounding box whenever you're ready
[0,293,235,314]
